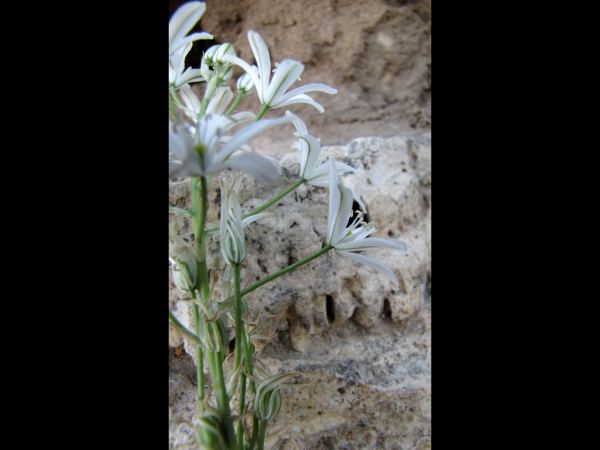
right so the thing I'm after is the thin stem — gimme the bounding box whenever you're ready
[209,350,236,448]
[204,178,306,235]
[257,419,268,450]
[240,245,334,297]
[225,92,243,117]
[190,291,205,415]
[190,176,211,303]
[169,84,185,108]
[168,90,177,116]
[233,262,245,448]
[237,370,247,448]
[232,263,243,374]
[254,104,270,121]
[168,309,201,346]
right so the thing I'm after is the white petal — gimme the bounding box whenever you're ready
[327,160,340,243]
[175,68,204,87]
[219,153,283,186]
[270,94,325,113]
[222,55,263,99]
[206,87,234,116]
[216,115,293,163]
[285,111,308,135]
[277,83,337,104]
[331,182,355,246]
[335,250,399,289]
[263,60,304,106]
[335,237,407,252]
[248,31,271,100]
[169,2,206,55]
[295,134,323,181]
[241,213,270,227]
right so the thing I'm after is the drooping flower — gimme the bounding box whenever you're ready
[169,113,293,185]
[326,160,407,288]
[285,111,358,186]
[222,31,337,112]
[169,1,213,57]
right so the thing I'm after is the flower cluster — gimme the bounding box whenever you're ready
[168,2,407,448]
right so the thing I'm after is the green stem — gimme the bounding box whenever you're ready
[225,92,243,117]
[237,371,247,448]
[257,419,268,450]
[232,262,245,447]
[168,90,177,116]
[169,84,185,108]
[232,263,243,374]
[168,309,202,346]
[240,245,334,297]
[254,104,270,121]
[209,350,236,448]
[190,176,211,303]
[190,291,205,415]
[204,179,306,235]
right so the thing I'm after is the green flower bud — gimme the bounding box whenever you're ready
[195,414,227,449]
[237,71,255,95]
[198,315,228,352]
[169,234,197,292]
[202,45,220,66]
[214,43,234,68]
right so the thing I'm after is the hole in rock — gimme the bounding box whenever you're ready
[326,295,335,324]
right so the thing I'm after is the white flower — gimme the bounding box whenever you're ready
[285,111,358,186]
[169,43,204,89]
[169,113,293,185]
[326,160,407,288]
[223,31,337,112]
[169,1,213,57]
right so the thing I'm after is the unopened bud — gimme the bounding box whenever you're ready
[237,71,255,95]
[202,45,220,66]
[169,255,197,292]
[214,43,234,67]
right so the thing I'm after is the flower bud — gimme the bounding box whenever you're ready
[214,43,234,67]
[216,64,233,83]
[237,71,255,95]
[198,315,228,352]
[202,45,220,66]
[220,177,246,265]
[169,234,197,292]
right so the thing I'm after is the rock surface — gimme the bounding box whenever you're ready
[169,134,431,449]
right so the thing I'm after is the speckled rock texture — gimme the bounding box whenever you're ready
[169,134,431,449]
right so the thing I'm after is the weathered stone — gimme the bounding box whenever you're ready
[169,133,430,449]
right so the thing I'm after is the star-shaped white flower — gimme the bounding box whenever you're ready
[169,113,293,185]
[326,160,407,288]
[169,1,213,57]
[222,31,337,112]
[285,111,358,186]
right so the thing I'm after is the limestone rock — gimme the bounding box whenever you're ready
[169,133,430,449]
